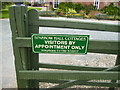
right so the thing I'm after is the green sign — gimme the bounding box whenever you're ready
[32,34,89,54]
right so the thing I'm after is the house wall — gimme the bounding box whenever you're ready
[99,2,104,9]
[100,1,119,9]
[33,0,119,10]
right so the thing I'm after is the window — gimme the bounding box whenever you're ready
[54,0,59,9]
[94,0,100,9]
[50,2,53,5]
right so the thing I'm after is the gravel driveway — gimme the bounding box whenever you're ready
[1,18,119,89]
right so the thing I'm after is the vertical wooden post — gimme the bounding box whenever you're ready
[9,5,30,88]
[27,9,39,88]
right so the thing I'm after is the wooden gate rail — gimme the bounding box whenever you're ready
[9,5,120,89]
[29,19,119,32]
[15,37,119,54]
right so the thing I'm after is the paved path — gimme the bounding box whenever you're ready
[39,17,119,41]
[1,19,17,88]
[0,19,2,90]
[39,17,120,25]
[1,18,119,89]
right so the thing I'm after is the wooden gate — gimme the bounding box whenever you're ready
[9,5,120,89]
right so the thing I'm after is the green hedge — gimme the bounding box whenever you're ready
[58,2,83,13]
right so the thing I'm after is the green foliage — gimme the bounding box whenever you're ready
[89,4,96,10]
[102,3,120,16]
[65,2,74,9]
[58,2,66,9]
[28,7,42,11]
[58,2,74,9]
[56,2,120,20]
[2,2,13,9]
[50,7,55,11]
[55,8,65,16]
[58,2,69,13]
[74,3,83,13]
[58,2,96,15]
[83,4,96,15]
[0,9,9,18]
[0,7,42,19]
[39,11,57,17]
[58,2,79,13]
[1,3,13,18]
[68,8,77,13]
[55,8,62,13]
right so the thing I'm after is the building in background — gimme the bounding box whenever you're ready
[29,0,119,10]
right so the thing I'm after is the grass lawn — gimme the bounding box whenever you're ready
[0,9,9,19]
[28,7,42,11]
[0,6,42,19]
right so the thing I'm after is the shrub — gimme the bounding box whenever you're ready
[58,2,74,9]
[50,7,55,11]
[83,4,96,15]
[58,2,70,13]
[58,2,83,13]
[55,8,62,14]
[79,10,86,15]
[58,2,66,9]
[89,4,96,10]
[74,3,83,13]
[65,2,74,9]
[68,8,77,13]
[84,15,91,18]
[102,3,120,16]
[55,8,66,16]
